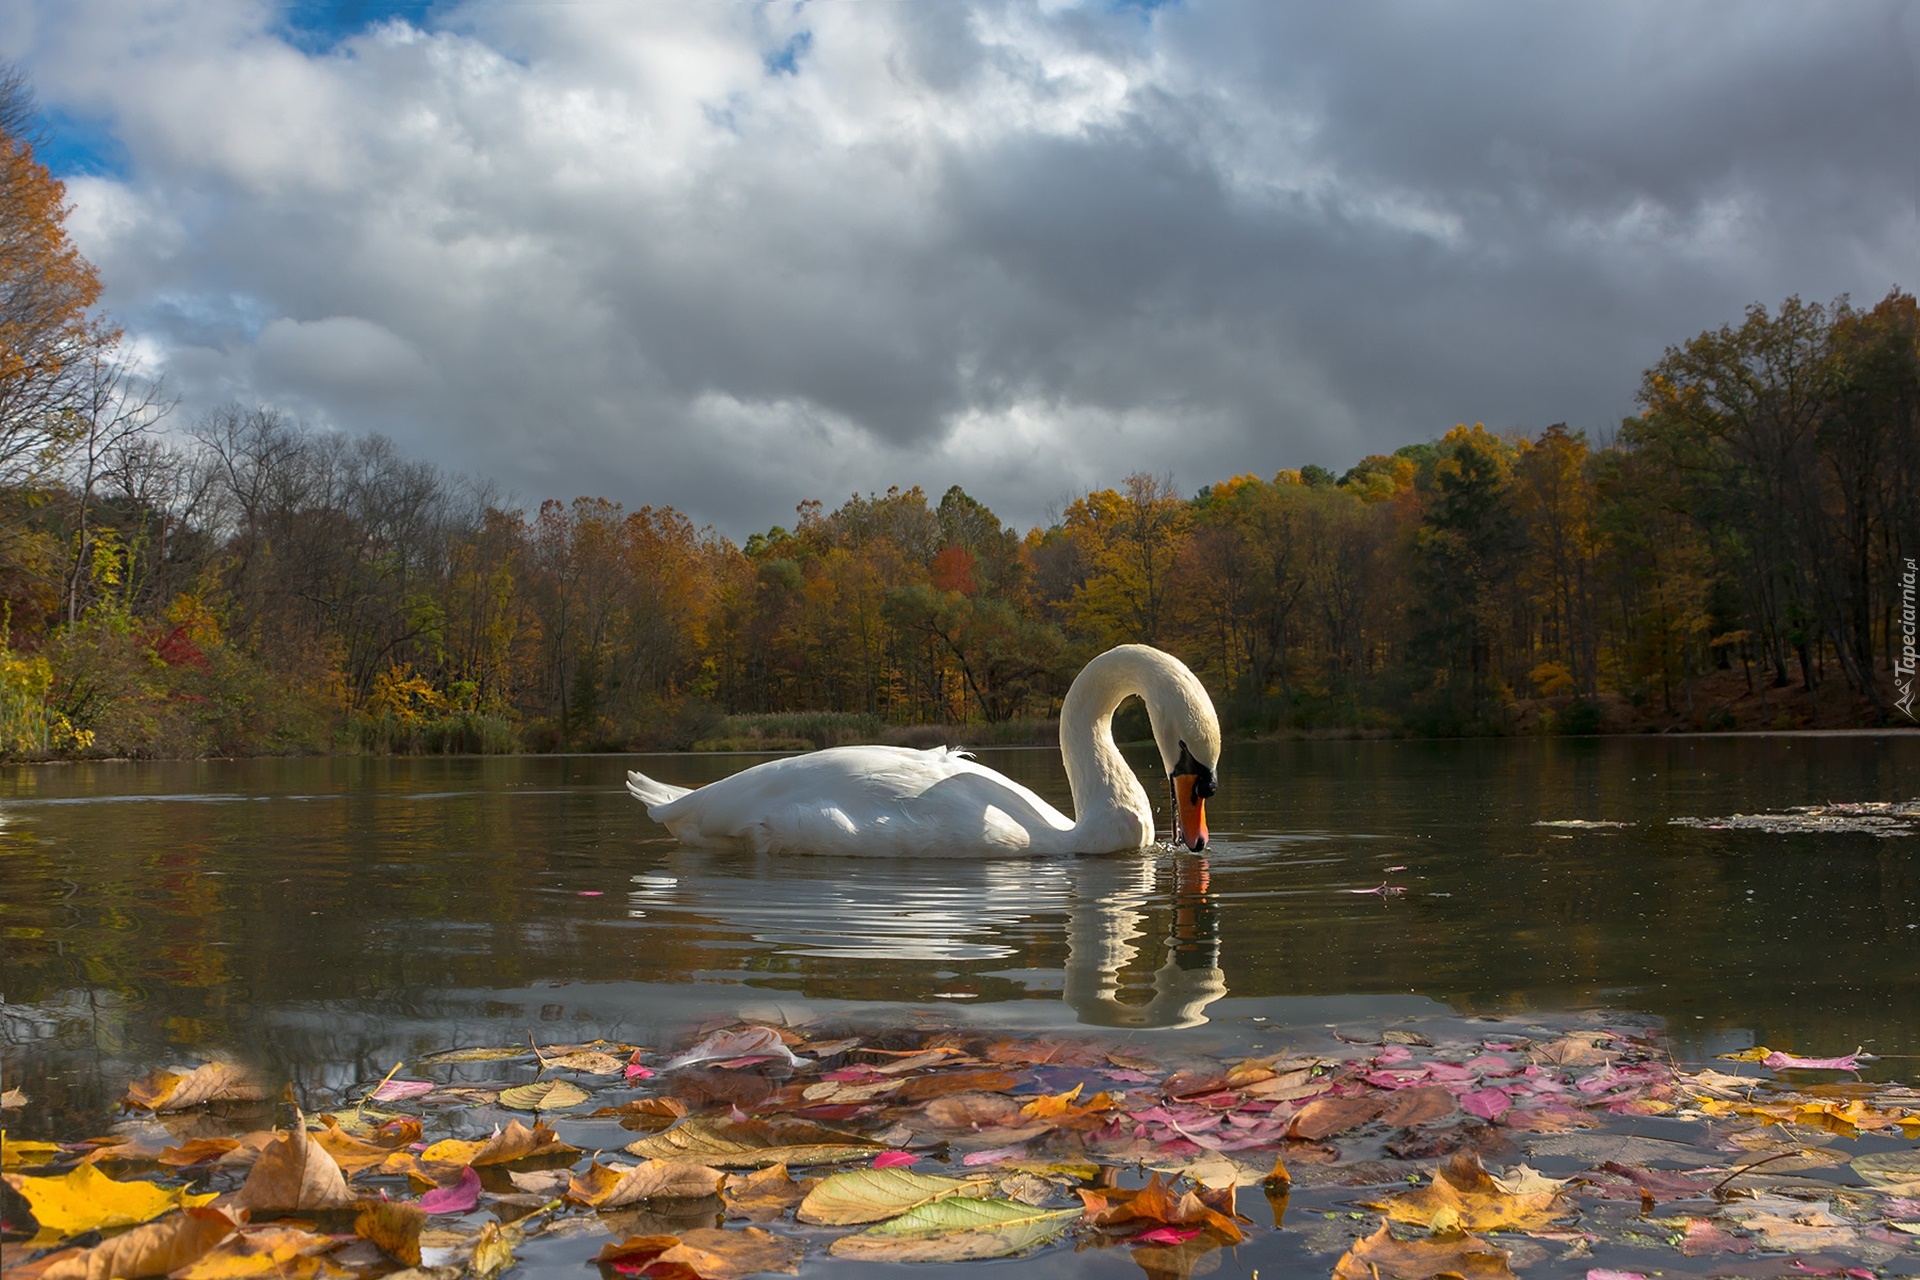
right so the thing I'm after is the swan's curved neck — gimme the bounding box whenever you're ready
[1058,646,1188,843]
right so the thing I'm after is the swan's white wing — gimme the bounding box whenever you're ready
[644,745,1076,855]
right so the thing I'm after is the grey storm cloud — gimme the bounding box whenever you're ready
[10,0,1918,537]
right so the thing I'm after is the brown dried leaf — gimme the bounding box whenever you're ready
[40,1205,239,1280]
[1375,1085,1457,1128]
[124,1063,269,1113]
[922,1092,1025,1130]
[655,1227,803,1279]
[569,1159,726,1208]
[231,1116,354,1212]
[172,1226,337,1280]
[155,1138,244,1168]
[893,1070,1020,1102]
[355,1200,426,1266]
[723,1163,809,1222]
[1331,1222,1518,1280]
[1367,1153,1569,1233]
[1287,1094,1386,1140]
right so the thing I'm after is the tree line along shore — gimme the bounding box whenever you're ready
[3,75,1917,759]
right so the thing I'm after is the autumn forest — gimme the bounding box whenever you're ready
[3,79,1918,759]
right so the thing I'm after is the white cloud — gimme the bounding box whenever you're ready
[16,0,1919,536]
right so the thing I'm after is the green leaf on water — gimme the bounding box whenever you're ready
[827,1198,1081,1262]
[796,1167,991,1225]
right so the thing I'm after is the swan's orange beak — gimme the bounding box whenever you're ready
[1173,774,1208,851]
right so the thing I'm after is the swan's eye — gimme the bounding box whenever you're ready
[1193,767,1216,800]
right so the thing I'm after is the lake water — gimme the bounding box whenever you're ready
[5,733,1917,1136]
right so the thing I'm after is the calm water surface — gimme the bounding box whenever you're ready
[3,735,1918,1130]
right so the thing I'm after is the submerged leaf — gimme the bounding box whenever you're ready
[829,1197,1081,1262]
[797,1167,991,1225]
[1853,1149,1920,1195]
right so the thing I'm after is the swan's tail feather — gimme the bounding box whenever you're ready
[627,770,693,809]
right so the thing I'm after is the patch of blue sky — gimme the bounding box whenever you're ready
[763,29,812,77]
[147,292,278,351]
[38,108,128,180]
[1107,0,1179,17]
[275,0,444,54]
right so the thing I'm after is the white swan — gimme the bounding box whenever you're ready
[626,644,1220,856]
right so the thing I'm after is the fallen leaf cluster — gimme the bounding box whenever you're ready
[1,1020,1917,1280]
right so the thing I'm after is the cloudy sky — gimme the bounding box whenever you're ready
[8,1,1917,536]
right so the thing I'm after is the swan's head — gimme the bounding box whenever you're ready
[1140,650,1220,853]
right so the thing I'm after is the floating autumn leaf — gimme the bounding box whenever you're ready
[535,1047,627,1075]
[892,1070,1021,1102]
[593,1235,679,1269]
[800,1079,901,1105]
[920,1093,1025,1131]
[796,1167,991,1225]
[624,1117,880,1168]
[419,1117,579,1169]
[156,1138,245,1169]
[369,1079,436,1103]
[660,1027,804,1070]
[1,1137,65,1171]
[173,1225,338,1280]
[230,1115,354,1213]
[1287,1094,1386,1140]
[652,1227,804,1279]
[416,1046,530,1065]
[468,1221,517,1280]
[354,1200,427,1265]
[1020,1085,1117,1122]
[499,1080,590,1111]
[38,1205,239,1280]
[1077,1173,1244,1244]
[5,1163,218,1236]
[569,1159,725,1208]
[723,1163,809,1222]
[593,1097,690,1124]
[1733,1202,1859,1252]
[1852,1149,1920,1195]
[1367,1153,1570,1234]
[1,1089,25,1109]
[829,1197,1081,1262]
[1376,1085,1457,1128]
[1331,1223,1518,1280]
[123,1063,269,1113]
[417,1166,481,1214]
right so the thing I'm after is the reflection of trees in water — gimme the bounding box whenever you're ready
[1064,853,1226,1029]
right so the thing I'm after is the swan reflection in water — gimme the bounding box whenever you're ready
[626,850,1226,1029]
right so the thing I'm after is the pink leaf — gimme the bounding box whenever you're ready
[1460,1088,1512,1120]
[1135,1225,1203,1245]
[370,1078,435,1102]
[961,1145,1031,1166]
[577,890,604,896]
[873,1151,915,1169]
[1586,1271,1648,1280]
[624,1063,654,1080]
[1763,1049,1865,1071]
[419,1165,481,1213]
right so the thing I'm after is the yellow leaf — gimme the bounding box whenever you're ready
[6,1163,217,1237]
[1331,1222,1517,1280]
[355,1201,427,1266]
[469,1222,516,1280]
[2,1134,64,1171]
[40,1205,240,1280]
[172,1226,337,1280]
[796,1168,990,1225]
[1366,1153,1569,1234]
